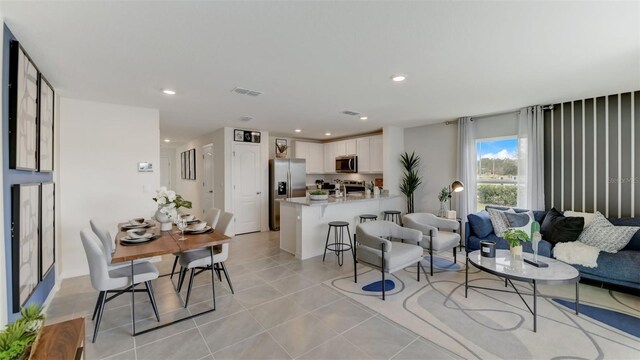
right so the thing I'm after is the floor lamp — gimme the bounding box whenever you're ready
[449,180,465,213]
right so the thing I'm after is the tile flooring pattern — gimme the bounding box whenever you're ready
[46,231,457,360]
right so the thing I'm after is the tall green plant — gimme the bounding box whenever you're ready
[399,151,423,213]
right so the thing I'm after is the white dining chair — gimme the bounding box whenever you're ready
[170,208,222,279]
[80,229,161,342]
[90,218,150,270]
[176,211,235,307]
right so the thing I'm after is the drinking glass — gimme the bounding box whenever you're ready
[176,219,187,240]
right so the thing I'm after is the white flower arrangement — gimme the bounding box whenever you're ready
[153,187,192,220]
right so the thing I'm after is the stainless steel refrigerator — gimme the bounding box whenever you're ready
[269,158,306,230]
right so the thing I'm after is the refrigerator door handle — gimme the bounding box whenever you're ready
[287,170,291,198]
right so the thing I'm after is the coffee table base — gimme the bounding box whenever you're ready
[465,256,579,332]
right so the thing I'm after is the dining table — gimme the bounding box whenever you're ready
[111,221,231,336]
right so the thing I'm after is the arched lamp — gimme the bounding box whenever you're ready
[449,180,464,211]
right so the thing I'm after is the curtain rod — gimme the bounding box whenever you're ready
[444,105,554,125]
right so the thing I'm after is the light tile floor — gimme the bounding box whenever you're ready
[46,231,456,360]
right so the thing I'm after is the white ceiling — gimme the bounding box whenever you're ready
[1,1,638,143]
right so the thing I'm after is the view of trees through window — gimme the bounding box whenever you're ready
[476,137,518,211]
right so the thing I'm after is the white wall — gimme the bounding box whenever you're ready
[383,126,404,195]
[59,98,160,278]
[404,122,458,213]
[0,16,7,328]
[475,112,518,139]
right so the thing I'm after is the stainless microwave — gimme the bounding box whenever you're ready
[336,155,358,173]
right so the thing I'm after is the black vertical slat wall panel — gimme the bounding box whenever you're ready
[543,91,639,217]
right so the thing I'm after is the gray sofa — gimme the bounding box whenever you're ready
[465,207,640,291]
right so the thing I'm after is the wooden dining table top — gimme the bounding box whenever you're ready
[111,221,231,264]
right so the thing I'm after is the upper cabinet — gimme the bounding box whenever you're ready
[295,134,382,175]
[295,141,324,174]
[369,135,383,173]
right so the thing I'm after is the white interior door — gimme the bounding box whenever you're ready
[233,144,261,234]
[159,156,171,188]
[202,144,214,215]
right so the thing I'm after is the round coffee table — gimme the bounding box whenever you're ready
[465,250,580,332]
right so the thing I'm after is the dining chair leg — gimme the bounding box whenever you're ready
[170,255,179,279]
[145,281,160,322]
[91,291,105,321]
[92,290,107,343]
[220,262,235,294]
[184,268,196,308]
[209,247,216,310]
[215,264,222,282]
[177,267,188,292]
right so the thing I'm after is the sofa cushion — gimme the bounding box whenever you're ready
[564,210,596,228]
[550,217,584,243]
[608,217,640,251]
[468,211,494,238]
[571,250,640,286]
[540,207,563,239]
[487,208,514,237]
[577,212,640,253]
[505,211,534,237]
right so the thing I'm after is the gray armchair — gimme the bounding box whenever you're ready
[354,221,426,300]
[402,213,460,275]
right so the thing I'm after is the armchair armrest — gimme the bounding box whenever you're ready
[392,226,423,244]
[356,224,393,252]
[402,216,438,238]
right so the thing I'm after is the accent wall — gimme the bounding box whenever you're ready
[543,90,640,217]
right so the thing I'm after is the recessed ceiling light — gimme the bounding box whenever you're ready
[162,89,176,95]
[391,75,406,82]
[325,132,332,136]
[294,129,302,133]
[164,139,171,143]
[360,116,368,120]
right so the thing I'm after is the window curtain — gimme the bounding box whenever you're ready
[456,117,477,231]
[517,105,545,210]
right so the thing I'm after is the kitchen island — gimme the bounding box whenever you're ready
[279,194,404,259]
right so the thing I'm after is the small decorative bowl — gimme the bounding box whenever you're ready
[191,221,207,230]
[127,229,147,238]
[310,194,329,201]
[182,214,195,221]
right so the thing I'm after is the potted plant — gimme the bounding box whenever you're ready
[399,151,422,213]
[0,304,45,360]
[502,229,530,258]
[153,187,193,231]
[275,144,288,158]
[309,190,328,201]
[437,187,451,217]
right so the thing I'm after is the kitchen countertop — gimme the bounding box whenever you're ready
[280,193,400,206]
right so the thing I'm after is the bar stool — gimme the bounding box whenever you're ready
[359,214,377,223]
[383,210,402,225]
[323,221,354,266]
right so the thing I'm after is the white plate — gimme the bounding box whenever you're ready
[122,222,153,229]
[121,233,153,241]
[184,226,212,234]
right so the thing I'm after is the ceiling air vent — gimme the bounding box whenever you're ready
[342,110,360,116]
[232,87,263,97]
[240,116,253,122]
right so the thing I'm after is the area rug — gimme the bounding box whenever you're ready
[326,254,640,359]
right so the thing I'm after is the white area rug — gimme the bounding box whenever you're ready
[325,254,640,359]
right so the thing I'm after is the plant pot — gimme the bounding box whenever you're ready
[275,153,286,158]
[510,245,523,258]
[155,207,173,231]
[437,201,448,217]
[309,194,328,201]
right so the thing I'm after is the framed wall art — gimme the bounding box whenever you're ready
[40,183,55,280]
[39,76,55,172]
[9,41,39,171]
[234,129,261,143]
[11,183,40,312]
[189,149,196,180]
[181,152,186,179]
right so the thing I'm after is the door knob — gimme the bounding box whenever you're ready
[208,190,213,193]
[256,192,262,195]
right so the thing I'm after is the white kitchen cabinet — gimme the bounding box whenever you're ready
[333,140,347,157]
[295,141,324,174]
[345,139,357,156]
[324,142,336,173]
[356,137,370,173]
[369,135,383,173]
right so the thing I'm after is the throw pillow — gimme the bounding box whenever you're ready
[487,208,514,238]
[504,211,534,237]
[468,211,494,238]
[564,210,596,228]
[540,208,563,239]
[550,217,584,244]
[577,211,640,253]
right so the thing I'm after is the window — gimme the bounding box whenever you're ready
[476,137,519,211]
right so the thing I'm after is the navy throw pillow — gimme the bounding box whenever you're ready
[468,211,494,238]
[540,208,563,239]
[550,217,585,244]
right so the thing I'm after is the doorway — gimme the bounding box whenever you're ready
[160,156,171,188]
[233,143,262,234]
[202,144,214,215]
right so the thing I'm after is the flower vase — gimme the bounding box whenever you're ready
[155,207,173,231]
[437,201,448,217]
[510,245,523,259]
[531,232,541,262]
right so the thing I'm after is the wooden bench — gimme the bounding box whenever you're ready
[31,317,85,360]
